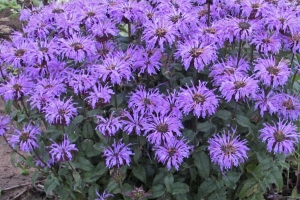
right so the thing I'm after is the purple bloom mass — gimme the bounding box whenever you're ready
[178,81,218,118]
[44,98,77,126]
[103,140,133,168]
[154,138,193,171]
[49,134,78,162]
[0,115,10,136]
[208,131,249,172]
[259,120,300,154]
[9,124,41,153]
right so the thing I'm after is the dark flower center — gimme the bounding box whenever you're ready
[170,15,180,23]
[193,94,206,104]
[198,10,208,17]
[190,48,204,58]
[20,132,30,142]
[221,144,236,155]
[106,65,116,70]
[283,98,295,110]
[168,147,177,156]
[251,3,260,9]
[146,13,154,19]
[292,34,300,42]
[204,27,216,34]
[234,81,246,89]
[58,109,66,115]
[156,123,168,133]
[274,130,285,142]
[40,47,48,53]
[262,38,271,44]
[238,22,251,30]
[44,84,53,89]
[142,98,151,105]
[13,84,22,91]
[15,49,26,57]
[52,8,64,14]
[86,12,96,17]
[155,28,167,37]
[267,66,279,75]
[279,18,285,24]
[223,68,235,75]
[71,42,83,51]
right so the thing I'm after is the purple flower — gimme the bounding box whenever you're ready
[208,131,249,172]
[49,134,78,162]
[0,75,33,101]
[134,47,162,75]
[209,56,249,86]
[175,38,217,72]
[90,19,118,39]
[67,69,96,95]
[241,0,268,18]
[55,12,81,37]
[95,190,114,200]
[144,111,183,145]
[103,140,133,168]
[59,34,96,62]
[153,138,193,171]
[253,90,278,116]
[259,120,300,154]
[161,91,183,118]
[220,75,258,102]
[178,81,219,118]
[9,124,41,153]
[142,17,178,50]
[251,31,281,55]
[29,91,55,112]
[120,110,147,136]
[273,93,300,121]
[110,1,144,23]
[96,112,122,137]
[24,13,55,39]
[35,75,66,96]
[85,84,114,109]
[254,57,290,87]
[30,39,59,65]
[0,115,10,136]
[44,98,78,126]
[90,52,132,85]
[128,86,165,113]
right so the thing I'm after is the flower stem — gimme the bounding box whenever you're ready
[3,134,26,160]
[206,0,212,27]
[237,39,243,65]
[20,98,30,119]
[114,85,118,109]
[230,102,238,128]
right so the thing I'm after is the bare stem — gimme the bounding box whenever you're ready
[3,134,26,160]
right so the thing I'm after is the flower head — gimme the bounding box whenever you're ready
[0,115,10,136]
[44,98,78,126]
[220,75,258,102]
[85,84,114,109]
[120,110,147,136]
[153,138,193,171]
[49,134,78,162]
[96,112,122,137]
[208,131,249,172]
[103,140,133,168]
[259,120,299,154]
[178,81,219,118]
[95,190,114,200]
[9,124,41,153]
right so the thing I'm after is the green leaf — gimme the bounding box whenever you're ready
[238,178,260,199]
[192,151,210,179]
[72,115,84,125]
[214,110,232,120]
[222,171,240,189]
[44,177,60,194]
[132,165,146,183]
[74,157,94,171]
[106,180,120,194]
[164,174,174,193]
[197,121,216,133]
[133,148,142,164]
[170,182,189,195]
[149,185,165,199]
[208,188,226,200]
[236,114,252,128]
[4,100,12,114]
[83,122,94,138]
[153,171,166,185]
[198,179,217,198]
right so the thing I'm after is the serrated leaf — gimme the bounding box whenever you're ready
[74,157,94,171]
[83,121,94,138]
[153,171,166,185]
[239,178,260,199]
[164,174,174,193]
[197,121,216,133]
[149,185,165,199]
[236,114,252,128]
[222,171,240,189]
[208,188,226,200]
[72,115,84,125]
[132,165,146,183]
[44,177,60,194]
[192,151,210,179]
[214,110,232,120]
[198,179,217,198]
[170,182,189,195]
